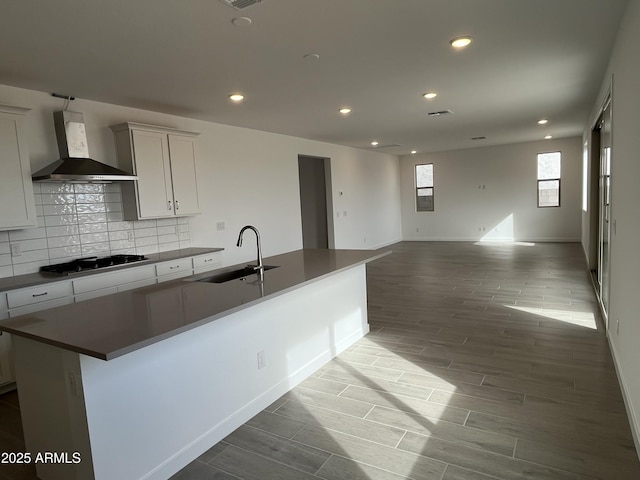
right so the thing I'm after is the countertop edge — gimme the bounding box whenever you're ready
[1,249,391,361]
[103,249,391,360]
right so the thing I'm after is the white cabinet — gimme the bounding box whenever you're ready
[7,281,73,311]
[156,258,193,282]
[192,252,223,274]
[111,122,200,220]
[0,105,37,231]
[1,282,75,387]
[73,264,156,302]
[0,250,220,387]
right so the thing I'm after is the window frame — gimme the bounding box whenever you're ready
[536,151,561,208]
[415,163,434,212]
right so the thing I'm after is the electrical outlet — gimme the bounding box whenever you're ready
[363,236,367,243]
[216,221,225,231]
[257,350,266,370]
[10,243,21,257]
[416,227,419,232]
[127,231,134,242]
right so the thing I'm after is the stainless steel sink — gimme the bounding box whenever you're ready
[196,265,278,284]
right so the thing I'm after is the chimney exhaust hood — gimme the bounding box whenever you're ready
[32,111,138,183]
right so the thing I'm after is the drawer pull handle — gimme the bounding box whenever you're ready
[32,292,48,298]
[204,259,212,263]
[169,265,180,270]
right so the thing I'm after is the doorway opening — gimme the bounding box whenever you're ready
[298,155,334,249]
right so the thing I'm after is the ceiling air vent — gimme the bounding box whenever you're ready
[218,0,263,10]
[373,144,401,149]
[426,110,453,117]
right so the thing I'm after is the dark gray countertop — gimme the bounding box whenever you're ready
[0,247,224,292]
[0,249,390,360]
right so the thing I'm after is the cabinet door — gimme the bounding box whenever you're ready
[0,107,37,230]
[131,130,174,218]
[168,135,200,215]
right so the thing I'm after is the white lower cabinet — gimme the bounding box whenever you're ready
[156,258,193,282]
[7,282,73,310]
[73,265,156,301]
[1,285,75,387]
[0,251,221,387]
[193,252,223,274]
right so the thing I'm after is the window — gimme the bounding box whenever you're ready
[537,152,561,207]
[416,163,434,211]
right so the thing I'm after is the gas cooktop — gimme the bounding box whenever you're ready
[40,254,148,275]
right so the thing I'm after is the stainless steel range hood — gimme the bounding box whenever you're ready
[32,111,138,183]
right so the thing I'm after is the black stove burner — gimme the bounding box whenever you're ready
[41,254,148,275]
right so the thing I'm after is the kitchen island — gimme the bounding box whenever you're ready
[0,248,388,480]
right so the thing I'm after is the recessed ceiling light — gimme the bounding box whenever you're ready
[450,36,472,49]
[411,150,417,154]
[423,92,438,100]
[339,107,352,115]
[371,141,379,147]
[231,16,252,27]
[545,135,553,139]
[538,119,548,125]
[229,94,244,102]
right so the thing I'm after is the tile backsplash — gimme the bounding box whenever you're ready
[0,183,190,279]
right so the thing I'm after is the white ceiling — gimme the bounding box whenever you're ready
[0,0,629,155]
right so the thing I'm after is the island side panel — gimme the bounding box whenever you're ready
[79,264,368,480]
[12,337,95,480]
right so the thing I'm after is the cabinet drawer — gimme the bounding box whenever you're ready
[73,265,155,294]
[156,259,192,277]
[157,270,192,283]
[9,296,74,317]
[7,282,73,309]
[75,287,118,303]
[117,277,156,292]
[192,253,222,272]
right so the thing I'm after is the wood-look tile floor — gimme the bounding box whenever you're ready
[2,242,639,479]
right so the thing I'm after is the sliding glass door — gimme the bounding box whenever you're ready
[596,96,612,322]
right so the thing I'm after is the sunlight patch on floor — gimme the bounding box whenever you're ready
[504,304,598,330]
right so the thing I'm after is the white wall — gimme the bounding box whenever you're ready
[583,0,640,449]
[399,138,582,242]
[0,84,402,273]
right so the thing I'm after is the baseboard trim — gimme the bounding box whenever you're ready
[402,237,582,242]
[608,337,640,461]
[587,269,640,461]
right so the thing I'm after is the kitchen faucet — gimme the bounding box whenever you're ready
[236,225,264,273]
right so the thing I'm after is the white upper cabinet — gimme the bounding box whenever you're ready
[0,105,37,230]
[111,122,200,220]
